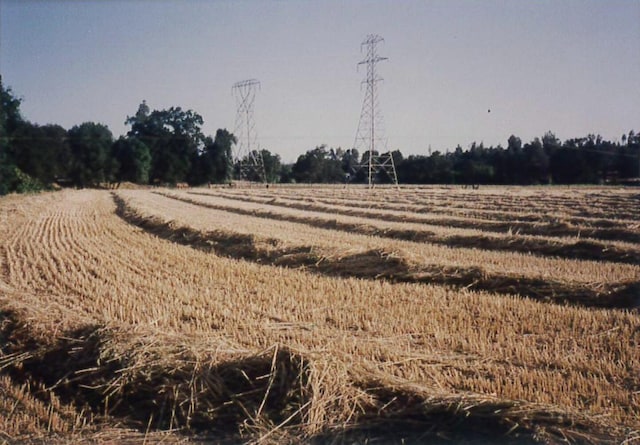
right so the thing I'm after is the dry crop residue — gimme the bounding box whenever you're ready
[0,186,638,444]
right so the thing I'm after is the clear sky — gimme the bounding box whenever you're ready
[1,0,639,162]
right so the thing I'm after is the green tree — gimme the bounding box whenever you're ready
[523,137,550,184]
[278,163,294,183]
[341,148,360,179]
[68,122,115,187]
[260,149,282,183]
[292,145,344,183]
[505,135,524,183]
[0,76,23,194]
[126,102,206,184]
[396,154,427,183]
[621,130,640,178]
[550,139,585,184]
[190,129,235,185]
[0,76,23,135]
[111,136,152,184]
[12,123,70,184]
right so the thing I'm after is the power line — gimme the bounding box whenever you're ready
[232,79,266,183]
[352,34,398,188]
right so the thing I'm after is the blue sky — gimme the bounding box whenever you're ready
[2,0,639,162]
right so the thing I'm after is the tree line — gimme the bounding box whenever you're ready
[1,79,243,194]
[1,78,638,195]
[281,132,639,186]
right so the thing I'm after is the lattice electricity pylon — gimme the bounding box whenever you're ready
[352,34,398,188]
[232,79,266,183]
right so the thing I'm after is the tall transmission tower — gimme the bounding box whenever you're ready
[232,79,266,183]
[353,34,398,187]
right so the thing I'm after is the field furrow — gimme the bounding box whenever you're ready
[118,190,640,309]
[240,185,639,221]
[214,188,640,242]
[164,189,640,267]
[192,192,640,255]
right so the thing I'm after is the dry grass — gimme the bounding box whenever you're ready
[200,188,640,244]
[180,189,640,264]
[157,189,640,282]
[116,190,639,308]
[0,373,83,440]
[293,185,640,220]
[0,187,639,444]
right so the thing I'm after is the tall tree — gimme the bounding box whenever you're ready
[12,123,70,184]
[505,135,524,184]
[622,131,640,179]
[111,136,152,184]
[68,122,115,187]
[259,149,282,183]
[126,102,205,184]
[341,148,360,179]
[523,137,550,184]
[0,77,23,194]
[190,129,235,185]
[292,145,344,183]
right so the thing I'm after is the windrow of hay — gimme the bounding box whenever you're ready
[199,189,640,244]
[161,189,640,267]
[189,188,640,264]
[1,189,639,443]
[115,192,639,309]
[238,184,640,221]
[0,294,631,445]
[2,317,311,439]
[121,190,640,286]
[0,302,190,445]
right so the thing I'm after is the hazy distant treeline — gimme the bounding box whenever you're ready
[1,78,638,195]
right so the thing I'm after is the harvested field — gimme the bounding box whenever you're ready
[178,190,640,264]
[0,186,639,444]
[117,190,639,308]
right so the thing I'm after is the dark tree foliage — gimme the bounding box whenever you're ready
[233,148,281,183]
[12,123,71,184]
[397,152,452,184]
[522,138,549,184]
[125,101,206,185]
[259,149,282,183]
[278,163,295,183]
[189,129,235,185]
[341,148,360,178]
[0,77,22,194]
[617,131,640,179]
[393,131,640,186]
[285,132,639,185]
[2,80,638,191]
[292,145,345,183]
[111,136,152,184]
[68,122,115,187]
[0,77,23,136]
